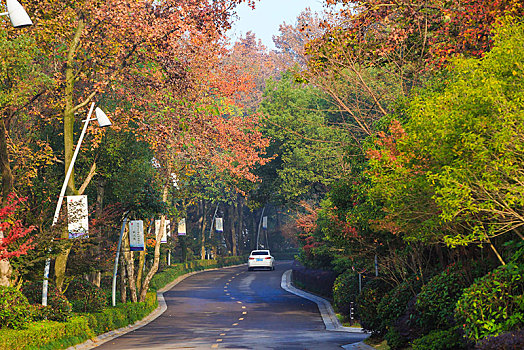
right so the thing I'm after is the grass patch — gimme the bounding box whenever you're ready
[364,335,391,350]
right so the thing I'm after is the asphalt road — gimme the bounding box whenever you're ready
[96,261,367,349]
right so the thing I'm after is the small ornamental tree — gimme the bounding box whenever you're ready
[0,194,34,260]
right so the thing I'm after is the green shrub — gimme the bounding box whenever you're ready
[21,281,72,322]
[333,272,360,317]
[416,264,468,332]
[0,316,93,350]
[64,278,107,312]
[455,261,524,342]
[356,278,389,334]
[377,279,421,334]
[0,286,32,329]
[411,327,469,350]
[385,327,408,350]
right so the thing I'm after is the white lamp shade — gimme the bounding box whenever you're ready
[6,0,33,28]
[95,107,112,127]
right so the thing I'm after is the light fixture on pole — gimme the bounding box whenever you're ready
[42,102,112,306]
[0,0,33,28]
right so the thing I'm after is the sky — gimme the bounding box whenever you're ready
[227,0,330,50]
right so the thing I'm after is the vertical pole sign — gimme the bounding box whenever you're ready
[178,218,186,236]
[129,220,144,251]
[66,195,89,238]
[262,216,268,230]
[215,217,223,233]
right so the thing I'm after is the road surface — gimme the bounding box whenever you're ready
[96,261,367,349]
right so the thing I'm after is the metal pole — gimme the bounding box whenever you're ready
[358,273,362,293]
[42,103,96,306]
[256,207,265,250]
[375,254,378,277]
[112,214,129,307]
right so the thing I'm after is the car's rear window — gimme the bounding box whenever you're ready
[251,251,269,256]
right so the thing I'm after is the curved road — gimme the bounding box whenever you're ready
[96,261,367,349]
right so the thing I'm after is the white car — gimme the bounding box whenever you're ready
[248,250,275,271]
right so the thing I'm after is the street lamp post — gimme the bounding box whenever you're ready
[0,0,32,27]
[42,102,111,306]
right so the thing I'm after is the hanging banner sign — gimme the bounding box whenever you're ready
[67,195,89,239]
[129,220,145,251]
[178,218,186,236]
[215,217,223,233]
[156,219,170,243]
[262,216,268,229]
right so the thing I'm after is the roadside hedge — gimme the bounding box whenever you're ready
[0,258,244,350]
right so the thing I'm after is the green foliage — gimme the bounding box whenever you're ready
[0,286,32,329]
[377,279,421,336]
[21,281,72,322]
[384,327,408,350]
[455,260,524,342]
[416,264,468,332]
[64,278,107,313]
[411,327,469,350]
[356,278,389,334]
[333,271,360,317]
[258,72,350,205]
[0,316,92,350]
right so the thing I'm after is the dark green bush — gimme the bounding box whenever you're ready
[475,328,524,350]
[356,278,389,334]
[0,286,32,329]
[333,271,360,317]
[416,264,468,332]
[385,327,409,350]
[456,261,524,342]
[377,279,421,334]
[21,281,72,322]
[411,327,469,350]
[64,278,107,312]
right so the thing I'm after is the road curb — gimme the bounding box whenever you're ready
[280,269,365,333]
[67,263,246,350]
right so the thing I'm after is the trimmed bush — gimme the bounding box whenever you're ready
[385,327,408,350]
[475,329,524,350]
[356,278,389,334]
[411,327,469,350]
[21,281,72,322]
[456,261,524,342]
[64,278,107,313]
[0,286,32,329]
[333,272,360,317]
[416,264,468,332]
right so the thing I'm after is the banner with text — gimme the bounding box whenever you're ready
[156,219,170,243]
[215,217,223,233]
[67,195,89,239]
[129,220,145,251]
[178,218,186,236]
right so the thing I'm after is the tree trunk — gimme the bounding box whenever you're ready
[54,17,86,290]
[120,256,126,304]
[122,225,137,302]
[0,117,14,202]
[139,184,169,302]
[136,219,152,292]
[200,200,207,259]
[231,202,238,256]
[237,195,244,254]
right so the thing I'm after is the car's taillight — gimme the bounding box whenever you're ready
[265,257,271,260]
[249,257,254,260]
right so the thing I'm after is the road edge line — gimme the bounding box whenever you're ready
[280,269,365,334]
[67,263,246,350]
